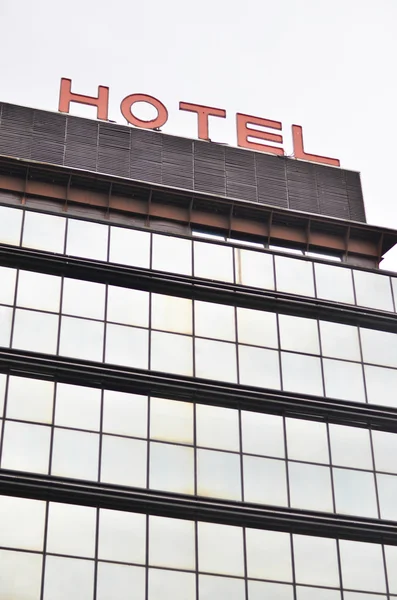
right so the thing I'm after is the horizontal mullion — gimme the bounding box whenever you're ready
[0,244,397,333]
[0,469,396,545]
[1,348,397,433]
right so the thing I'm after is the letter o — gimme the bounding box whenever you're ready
[120,94,168,129]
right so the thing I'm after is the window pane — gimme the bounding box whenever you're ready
[194,241,234,282]
[249,581,293,600]
[0,549,42,600]
[149,516,195,569]
[66,218,108,261]
[384,545,397,594]
[195,338,237,382]
[237,307,278,347]
[62,278,106,320]
[339,539,387,592]
[377,474,397,520]
[286,418,329,463]
[197,448,241,500]
[320,321,361,361]
[23,211,66,253]
[246,528,292,581]
[315,262,354,304]
[372,430,397,474]
[195,301,235,341]
[364,365,397,408]
[59,316,104,362]
[0,373,6,417]
[281,353,324,396]
[196,404,239,451]
[102,390,148,438]
[275,256,315,297]
[0,305,12,346]
[234,248,274,290]
[279,315,319,354]
[333,468,378,518]
[101,435,147,487]
[297,588,341,600]
[353,270,394,311]
[289,463,333,512]
[329,424,373,469]
[152,293,192,334]
[150,397,193,445]
[106,324,148,369]
[241,411,285,457]
[6,375,54,423]
[97,563,145,600]
[293,535,339,587]
[151,331,192,376]
[46,502,96,557]
[2,421,50,473]
[0,495,45,550]
[152,234,192,276]
[107,286,149,327]
[0,205,22,244]
[55,383,101,431]
[51,429,99,480]
[12,309,58,353]
[198,521,244,576]
[360,328,397,369]
[43,555,94,600]
[17,270,61,312]
[109,226,150,268]
[199,575,245,600]
[149,441,194,494]
[243,455,288,506]
[148,568,195,600]
[238,345,280,389]
[323,359,366,403]
[99,508,146,563]
[0,266,16,304]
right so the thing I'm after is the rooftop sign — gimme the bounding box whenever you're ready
[58,78,340,168]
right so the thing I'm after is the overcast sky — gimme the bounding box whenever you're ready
[1,0,397,267]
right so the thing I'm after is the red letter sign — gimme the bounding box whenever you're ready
[58,78,109,121]
[120,94,168,129]
[292,125,340,167]
[179,102,226,140]
[236,114,284,155]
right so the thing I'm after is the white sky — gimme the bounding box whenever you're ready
[1,0,397,267]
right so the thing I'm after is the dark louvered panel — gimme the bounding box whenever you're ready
[256,153,288,208]
[318,199,350,220]
[193,141,226,195]
[0,104,34,159]
[225,147,257,202]
[97,123,130,178]
[130,128,162,184]
[162,135,193,189]
[31,111,67,164]
[286,160,319,213]
[64,117,98,171]
[315,164,349,219]
[345,171,366,222]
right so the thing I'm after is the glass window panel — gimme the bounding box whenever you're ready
[237,307,278,347]
[293,534,339,587]
[2,421,50,473]
[152,233,192,276]
[198,521,244,575]
[101,435,147,487]
[0,549,42,600]
[249,581,293,600]
[66,218,108,261]
[148,568,195,600]
[0,266,16,304]
[22,210,66,253]
[151,331,192,376]
[149,441,194,494]
[281,353,324,396]
[275,256,315,297]
[241,411,285,457]
[17,270,61,312]
[329,424,373,469]
[238,345,280,389]
[246,528,292,581]
[333,468,378,518]
[0,495,45,550]
[315,262,354,304]
[372,430,397,474]
[344,596,387,600]
[339,539,387,592]
[194,241,234,282]
[197,448,241,500]
[149,516,195,569]
[0,305,12,346]
[47,502,96,557]
[286,418,329,463]
[59,316,104,362]
[55,383,101,430]
[199,575,245,600]
[354,270,394,311]
[43,555,95,600]
[384,545,397,594]
[62,278,106,320]
[234,247,275,290]
[195,338,237,382]
[98,509,146,564]
[150,397,193,445]
[6,375,54,423]
[109,225,150,268]
[0,205,22,245]
[289,462,333,512]
[0,373,6,417]
[360,328,397,369]
[102,390,147,438]
[279,315,320,354]
[107,286,149,327]
[364,365,397,408]
[196,404,239,451]
[377,474,397,520]
[97,563,145,600]
[106,324,148,369]
[152,293,193,335]
[12,309,58,354]
[323,359,366,403]
[320,321,361,361]
[243,455,288,506]
[297,588,341,600]
[195,301,235,341]
[51,428,99,480]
